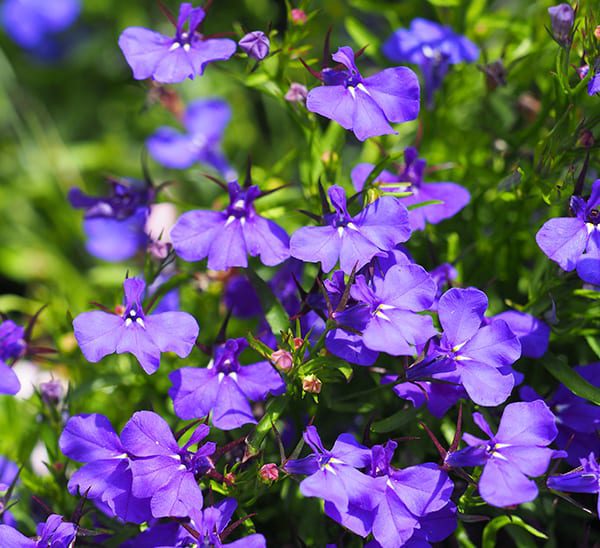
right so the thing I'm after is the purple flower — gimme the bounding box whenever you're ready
[0,0,79,51]
[536,180,600,285]
[383,18,479,106]
[59,414,152,523]
[547,452,600,514]
[193,498,266,547]
[0,457,18,492]
[73,277,199,374]
[147,98,234,178]
[548,3,575,46]
[284,426,383,516]
[0,514,77,548]
[169,338,285,430]
[118,2,236,84]
[290,185,411,274]
[351,147,470,231]
[418,287,521,406]
[0,320,25,395]
[121,411,215,518]
[238,31,270,60]
[171,181,290,270]
[447,400,564,507]
[306,46,420,141]
[589,69,600,96]
[68,178,153,262]
[488,311,550,359]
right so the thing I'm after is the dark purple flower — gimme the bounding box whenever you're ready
[121,411,215,518]
[548,3,575,46]
[351,147,470,231]
[447,400,564,507]
[536,180,600,285]
[0,320,25,395]
[306,46,420,141]
[238,31,270,60]
[73,277,199,374]
[171,181,290,270]
[547,452,600,514]
[68,178,153,262]
[383,18,479,106]
[59,414,152,523]
[284,426,383,516]
[169,338,285,430]
[118,2,236,84]
[0,514,77,548]
[147,98,235,178]
[0,0,79,51]
[290,185,411,274]
[415,287,521,406]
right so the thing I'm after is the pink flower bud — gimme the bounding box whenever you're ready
[292,337,303,349]
[259,463,279,482]
[291,8,307,25]
[302,374,322,394]
[271,349,293,371]
[284,82,308,102]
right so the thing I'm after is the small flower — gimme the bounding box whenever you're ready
[536,180,600,285]
[169,338,285,430]
[290,8,307,25]
[383,18,479,107]
[284,82,308,102]
[0,320,25,395]
[306,46,420,141]
[271,349,293,371]
[0,514,77,548]
[118,2,236,84]
[259,463,280,482]
[147,99,234,178]
[351,147,470,231]
[171,181,290,270]
[446,400,564,507]
[290,185,411,274]
[548,3,575,46]
[73,277,199,374]
[239,31,270,60]
[302,374,322,394]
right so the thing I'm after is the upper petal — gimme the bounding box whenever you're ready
[495,400,558,446]
[438,287,487,346]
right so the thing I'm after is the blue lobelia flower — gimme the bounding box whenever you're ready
[0,320,25,395]
[68,178,153,262]
[536,180,600,285]
[547,452,600,514]
[0,514,77,548]
[409,287,521,407]
[446,400,565,507]
[548,3,575,46]
[118,2,236,84]
[290,185,411,274]
[169,338,285,430]
[59,413,152,523]
[306,46,420,141]
[284,426,384,519]
[0,0,80,52]
[171,181,290,270]
[351,147,470,231]
[73,277,199,374]
[383,18,479,107]
[121,411,215,519]
[147,98,235,179]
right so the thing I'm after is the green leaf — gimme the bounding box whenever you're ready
[246,395,289,456]
[542,354,600,405]
[247,270,289,335]
[371,407,419,434]
[344,16,382,59]
[586,336,600,359]
[407,199,444,210]
[482,515,547,548]
[428,0,461,6]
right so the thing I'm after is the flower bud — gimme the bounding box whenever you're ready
[548,3,574,46]
[292,337,304,350]
[271,349,293,372]
[302,374,322,394]
[259,463,279,482]
[239,31,270,61]
[291,9,307,25]
[40,379,64,405]
[284,82,308,102]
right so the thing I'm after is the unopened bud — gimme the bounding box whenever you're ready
[548,3,574,46]
[302,374,322,394]
[579,129,595,148]
[291,9,307,25]
[271,349,293,372]
[40,379,64,405]
[114,304,126,316]
[224,472,236,485]
[239,31,270,61]
[284,82,308,102]
[259,463,279,482]
[292,337,304,350]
